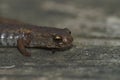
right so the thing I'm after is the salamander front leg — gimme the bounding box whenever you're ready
[17,38,31,57]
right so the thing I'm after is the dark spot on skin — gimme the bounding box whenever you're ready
[64,28,71,34]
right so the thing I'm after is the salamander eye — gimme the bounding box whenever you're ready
[55,36,61,39]
[53,35,63,42]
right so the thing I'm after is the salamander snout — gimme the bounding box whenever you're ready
[62,36,73,44]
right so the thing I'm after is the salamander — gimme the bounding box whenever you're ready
[0,19,73,57]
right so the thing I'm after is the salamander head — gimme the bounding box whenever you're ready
[30,28,73,49]
[50,28,73,49]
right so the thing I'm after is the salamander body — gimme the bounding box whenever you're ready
[0,23,73,57]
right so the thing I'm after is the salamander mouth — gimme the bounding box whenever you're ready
[54,43,73,51]
[55,42,73,49]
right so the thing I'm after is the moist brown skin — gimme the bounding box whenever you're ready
[0,19,73,57]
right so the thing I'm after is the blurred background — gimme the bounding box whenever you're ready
[1,0,120,39]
